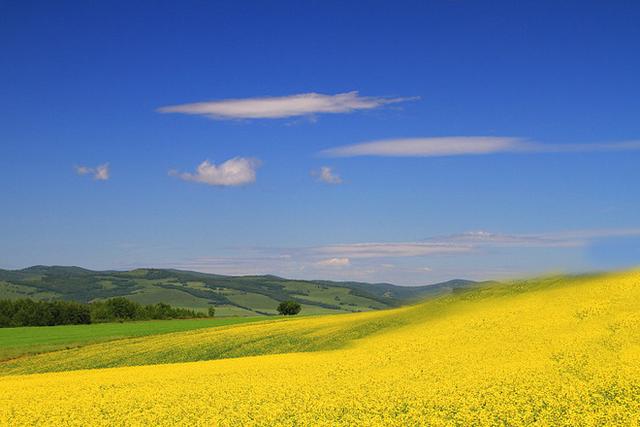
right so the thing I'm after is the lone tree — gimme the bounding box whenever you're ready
[277,300,301,315]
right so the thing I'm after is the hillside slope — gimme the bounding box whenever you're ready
[2,270,640,425]
[0,266,477,316]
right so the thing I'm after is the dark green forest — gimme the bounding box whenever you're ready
[0,297,211,328]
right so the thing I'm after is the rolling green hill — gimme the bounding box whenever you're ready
[0,266,478,316]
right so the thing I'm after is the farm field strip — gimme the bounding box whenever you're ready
[0,306,412,375]
[0,316,267,361]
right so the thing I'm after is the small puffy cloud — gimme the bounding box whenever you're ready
[170,157,260,186]
[320,137,640,158]
[316,257,351,267]
[94,164,110,180]
[157,91,417,120]
[313,166,343,184]
[75,163,110,181]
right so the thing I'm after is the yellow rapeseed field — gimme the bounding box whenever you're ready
[2,271,640,426]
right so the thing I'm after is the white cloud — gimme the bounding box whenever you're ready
[315,242,472,258]
[316,257,351,267]
[428,230,577,248]
[322,137,521,157]
[94,164,110,181]
[75,163,110,181]
[314,166,343,184]
[157,91,416,120]
[171,157,260,187]
[320,137,640,158]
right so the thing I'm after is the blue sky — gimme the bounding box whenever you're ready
[1,1,639,284]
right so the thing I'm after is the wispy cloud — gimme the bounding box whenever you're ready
[164,227,640,284]
[316,257,351,267]
[314,242,472,258]
[431,229,640,249]
[75,163,110,181]
[170,157,260,186]
[157,91,417,120]
[319,229,640,259]
[320,137,640,158]
[313,166,343,184]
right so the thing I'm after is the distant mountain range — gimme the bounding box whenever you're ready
[0,266,481,316]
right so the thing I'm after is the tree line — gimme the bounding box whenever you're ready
[0,297,214,328]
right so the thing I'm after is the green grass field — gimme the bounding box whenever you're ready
[0,316,267,361]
